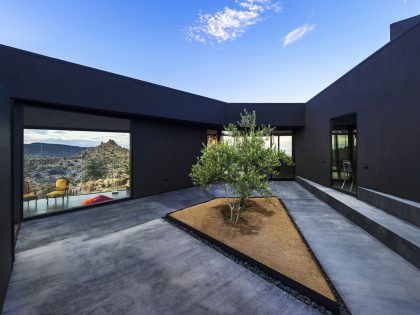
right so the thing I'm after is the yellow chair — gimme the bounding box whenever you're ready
[23,181,38,205]
[46,178,69,204]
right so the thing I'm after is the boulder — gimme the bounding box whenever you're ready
[103,179,110,188]
[81,182,94,194]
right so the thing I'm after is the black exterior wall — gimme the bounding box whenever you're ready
[227,103,305,128]
[131,119,206,197]
[12,103,23,224]
[0,44,226,125]
[0,84,12,310]
[295,22,420,202]
[0,44,305,128]
[390,14,420,41]
[23,105,131,131]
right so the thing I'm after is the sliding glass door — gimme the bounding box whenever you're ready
[23,129,131,218]
[262,132,294,180]
[220,130,295,179]
[331,114,357,194]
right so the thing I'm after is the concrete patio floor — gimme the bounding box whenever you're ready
[5,185,320,315]
[271,182,420,315]
[4,182,420,314]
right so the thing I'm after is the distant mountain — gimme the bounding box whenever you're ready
[24,142,88,157]
[24,139,130,195]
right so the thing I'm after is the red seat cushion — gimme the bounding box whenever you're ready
[81,195,113,206]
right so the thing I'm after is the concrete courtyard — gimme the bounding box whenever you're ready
[4,182,420,314]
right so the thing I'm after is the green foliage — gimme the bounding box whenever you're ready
[83,157,107,181]
[190,110,294,222]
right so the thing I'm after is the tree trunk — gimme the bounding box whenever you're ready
[223,184,234,221]
[235,205,241,223]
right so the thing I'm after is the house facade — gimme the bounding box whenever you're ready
[0,15,419,309]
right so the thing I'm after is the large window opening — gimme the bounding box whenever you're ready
[20,106,132,219]
[331,113,357,194]
[23,129,131,218]
[221,130,295,179]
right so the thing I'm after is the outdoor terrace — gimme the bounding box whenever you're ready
[6,182,420,314]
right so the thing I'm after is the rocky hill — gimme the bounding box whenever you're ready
[24,139,130,196]
[24,142,87,157]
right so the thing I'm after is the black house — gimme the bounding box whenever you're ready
[0,15,419,309]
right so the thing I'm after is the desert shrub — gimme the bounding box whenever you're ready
[83,157,107,181]
[47,166,65,175]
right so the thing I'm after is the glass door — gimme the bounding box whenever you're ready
[331,114,357,194]
[271,131,294,180]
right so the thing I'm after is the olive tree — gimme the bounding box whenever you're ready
[190,110,294,223]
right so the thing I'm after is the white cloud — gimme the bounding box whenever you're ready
[282,24,315,46]
[187,0,281,43]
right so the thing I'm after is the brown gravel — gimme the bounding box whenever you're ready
[169,197,336,302]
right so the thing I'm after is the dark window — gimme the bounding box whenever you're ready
[331,113,357,194]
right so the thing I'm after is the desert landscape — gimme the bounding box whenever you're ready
[24,139,130,197]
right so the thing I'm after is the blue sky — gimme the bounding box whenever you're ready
[0,1,418,102]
